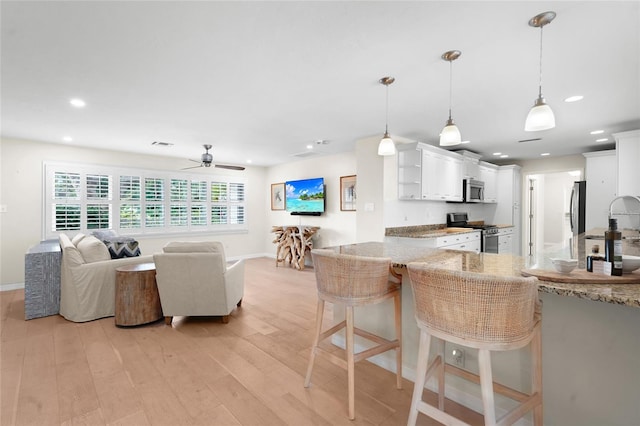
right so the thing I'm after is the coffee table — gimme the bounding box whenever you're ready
[115,262,163,326]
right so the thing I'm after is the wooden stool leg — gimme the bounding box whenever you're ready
[408,330,432,426]
[346,306,355,420]
[532,325,543,426]
[304,299,325,387]
[478,349,496,426]
[394,291,402,389]
[436,338,445,410]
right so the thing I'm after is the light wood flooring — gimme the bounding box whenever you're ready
[1,257,483,426]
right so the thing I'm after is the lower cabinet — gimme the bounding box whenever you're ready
[386,231,481,254]
[497,227,514,254]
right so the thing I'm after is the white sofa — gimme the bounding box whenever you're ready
[59,233,152,322]
[153,241,244,325]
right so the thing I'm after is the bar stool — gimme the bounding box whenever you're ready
[406,264,542,426]
[304,249,402,420]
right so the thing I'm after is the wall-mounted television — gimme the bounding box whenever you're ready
[285,177,325,216]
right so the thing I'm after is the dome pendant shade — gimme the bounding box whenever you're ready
[439,118,462,146]
[378,131,396,155]
[525,95,555,131]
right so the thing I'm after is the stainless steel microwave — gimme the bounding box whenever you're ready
[463,179,484,203]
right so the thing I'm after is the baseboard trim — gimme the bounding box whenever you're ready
[1,282,25,292]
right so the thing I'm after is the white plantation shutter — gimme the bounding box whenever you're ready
[44,163,247,238]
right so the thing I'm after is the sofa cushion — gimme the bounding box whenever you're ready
[71,233,86,246]
[76,235,111,263]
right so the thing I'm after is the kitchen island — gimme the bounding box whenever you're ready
[322,242,640,425]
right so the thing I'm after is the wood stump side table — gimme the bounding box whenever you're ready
[115,263,163,326]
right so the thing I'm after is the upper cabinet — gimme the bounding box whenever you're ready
[614,130,640,197]
[479,161,499,203]
[457,150,482,179]
[584,150,617,230]
[397,142,463,202]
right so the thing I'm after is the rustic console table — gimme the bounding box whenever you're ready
[272,225,319,270]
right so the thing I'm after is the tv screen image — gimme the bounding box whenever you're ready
[285,177,325,215]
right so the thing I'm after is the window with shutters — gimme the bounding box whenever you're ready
[44,162,247,238]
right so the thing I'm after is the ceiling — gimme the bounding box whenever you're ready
[2,1,639,168]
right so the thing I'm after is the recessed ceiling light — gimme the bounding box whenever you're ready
[590,130,604,135]
[62,136,73,142]
[460,140,470,144]
[246,159,252,164]
[493,152,502,156]
[306,144,313,149]
[500,154,509,158]
[564,95,584,103]
[596,138,609,142]
[69,98,86,108]
[541,152,550,156]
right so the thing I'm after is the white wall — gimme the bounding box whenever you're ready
[0,137,268,286]
[262,151,358,255]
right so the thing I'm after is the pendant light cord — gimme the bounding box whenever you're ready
[448,59,453,120]
[385,83,390,134]
[538,25,544,98]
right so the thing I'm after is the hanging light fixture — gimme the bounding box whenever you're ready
[525,11,556,132]
[439,50,462,146]
[378,76,396,156]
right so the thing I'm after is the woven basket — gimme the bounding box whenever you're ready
[311,249,398,306]
[407,263,539,347]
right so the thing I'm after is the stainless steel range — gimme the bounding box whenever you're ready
[446,212,499,253]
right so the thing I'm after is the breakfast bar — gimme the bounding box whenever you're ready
[323,241,640,424]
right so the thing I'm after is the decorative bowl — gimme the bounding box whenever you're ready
[622,255,640,273]
[550,258,578,274]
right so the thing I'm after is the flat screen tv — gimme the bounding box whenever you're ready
[285,177,325,216]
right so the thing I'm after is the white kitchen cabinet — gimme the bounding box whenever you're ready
[584,150,617,231]
[494,165,522,255]
[421,145,463,201]
[397,142,463,202]
[479,161,498,203]
[497,227,514,254]
[436,231,481,253]
[614,130,640,197]
[458,150,482,179]
[385,230,480,253]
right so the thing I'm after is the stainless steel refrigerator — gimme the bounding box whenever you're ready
[570,180,587,236]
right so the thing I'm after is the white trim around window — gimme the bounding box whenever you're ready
[43,161,247,240]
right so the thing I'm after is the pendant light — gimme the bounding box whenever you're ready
[378,76,396,156]
[439,50,462,146]
[525,11,556,132]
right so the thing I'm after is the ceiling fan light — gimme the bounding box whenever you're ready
[378,132,396,156]
[439,119,462,146]
[525,97,555,131]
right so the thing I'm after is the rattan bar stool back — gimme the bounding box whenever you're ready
[406,263,542,426]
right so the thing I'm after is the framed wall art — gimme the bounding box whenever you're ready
[271,182,285,210]
[340,175,356,211]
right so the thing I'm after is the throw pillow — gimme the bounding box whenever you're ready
[71,233,86,246]
[102,237,141,259]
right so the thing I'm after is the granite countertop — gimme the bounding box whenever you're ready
[385,224,480,239]
[324,241,640,309]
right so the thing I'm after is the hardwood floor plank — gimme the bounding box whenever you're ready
[2,257,485,426]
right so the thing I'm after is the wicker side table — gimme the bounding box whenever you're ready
[115,263,163,326]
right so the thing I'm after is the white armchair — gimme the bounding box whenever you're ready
[153,241,244,325]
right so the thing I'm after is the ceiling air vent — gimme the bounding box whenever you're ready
[292,151,319,158]
[152,141,174,147]
[518,138,542,143]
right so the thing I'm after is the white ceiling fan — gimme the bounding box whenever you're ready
[182,144,245,171]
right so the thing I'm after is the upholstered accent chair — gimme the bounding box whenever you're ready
[153,241,244,325]
[59,233,153,322]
